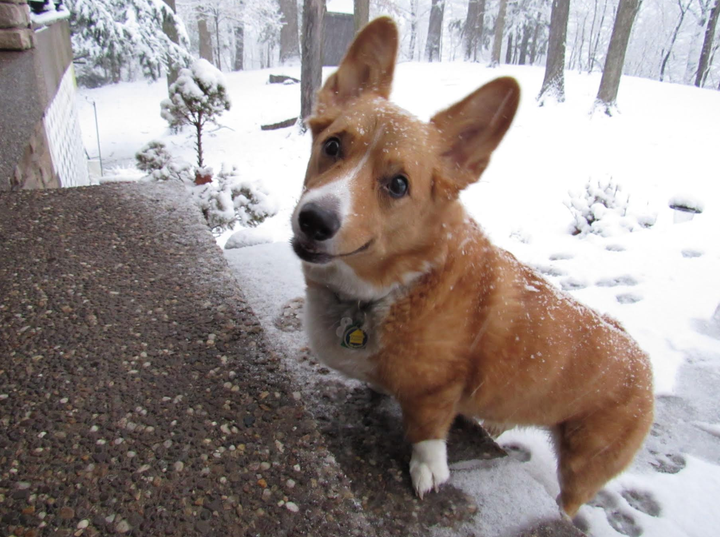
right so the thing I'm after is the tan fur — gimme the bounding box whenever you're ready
[296,17,653,517]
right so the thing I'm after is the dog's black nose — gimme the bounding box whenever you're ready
[298,202,340,241]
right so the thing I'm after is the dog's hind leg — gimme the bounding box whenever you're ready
[554,401,653,517]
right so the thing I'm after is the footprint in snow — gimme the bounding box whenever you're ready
[621,489,662,517]
[590,490,644,537]
[549,252,574,261]
[596,275,639,287]
[560,277,587,291]
[617,293,643,304]
[606,244,626,252]
[681,249,703,258]
[589,489,619,510]
[533,264,566,277]
[500,442,532,462]
[607,510,643,537]
[650,452,686,474]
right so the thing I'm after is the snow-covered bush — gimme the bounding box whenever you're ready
[190,166,277,234]
[135,140,194,183]
[67,0,191,87]
[136,146,276,235]
[160,59,231,168]
[565,178,657,236]
[136,140,171,173]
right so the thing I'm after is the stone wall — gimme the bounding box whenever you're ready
[0,0,33,50]
[0,0,89,190]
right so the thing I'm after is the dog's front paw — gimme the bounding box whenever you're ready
[410,439,450,499]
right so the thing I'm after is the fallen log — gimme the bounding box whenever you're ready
[261,117,299,131]
[269,74,300,84]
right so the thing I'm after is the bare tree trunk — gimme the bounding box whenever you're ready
[234,25,244,71]
[213,10,222,69]
[301,0,325,123]
[529,15,543,64]
[409,0,419,60]
[490,0,508,66]
[587,0,601,70]
[464,0,485,61]
[198,12,214,64]
[696,0,720,86]
[595,0,641,114]
[505,32,513,64]
[425,0,446,61]
[354,0,370,33]
[568,12,587,71]
[537,0,570,103]
[684,1,712,83]
[162,0,180,91]
[588,0,609,72]
[518,23,532,64]
[111,55,121,83]
[660,0,690,82]
[279,0,300,63]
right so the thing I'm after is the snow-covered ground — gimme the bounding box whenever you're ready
[77,62,720,536]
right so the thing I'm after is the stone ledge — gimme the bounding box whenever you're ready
[0,2,30,29]
[0,27,33,49]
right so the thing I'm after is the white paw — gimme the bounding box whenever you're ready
[409,439,450,499]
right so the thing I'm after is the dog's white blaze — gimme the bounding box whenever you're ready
[410,440,450,497]
[294,127,383,237]
[293,173,353,235]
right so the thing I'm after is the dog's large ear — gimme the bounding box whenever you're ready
[431,77,520,196]
[315,17,398,111]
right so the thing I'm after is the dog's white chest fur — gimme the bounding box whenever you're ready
[303,284,390,384]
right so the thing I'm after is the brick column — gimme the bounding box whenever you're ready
[0,0,33,50]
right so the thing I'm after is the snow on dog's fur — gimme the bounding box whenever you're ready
[291,17,653,518]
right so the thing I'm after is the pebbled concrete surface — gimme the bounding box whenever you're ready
[0,182,585,537]
[0,183,372,537]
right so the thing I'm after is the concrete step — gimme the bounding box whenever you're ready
[0,183,373,536]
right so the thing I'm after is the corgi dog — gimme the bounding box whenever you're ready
[291,17,653,518]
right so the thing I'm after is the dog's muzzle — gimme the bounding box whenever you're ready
[292,200,341,264]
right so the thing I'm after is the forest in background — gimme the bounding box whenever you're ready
[67,0,719,93]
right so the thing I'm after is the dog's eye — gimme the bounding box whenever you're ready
[323,137,341,158]
[387,175,409,199]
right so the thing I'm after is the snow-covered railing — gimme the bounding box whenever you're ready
[29,1,70,28]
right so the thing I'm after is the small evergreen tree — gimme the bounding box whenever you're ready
[160,59,231,169]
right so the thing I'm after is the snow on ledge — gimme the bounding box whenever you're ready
[30,4,71,28]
